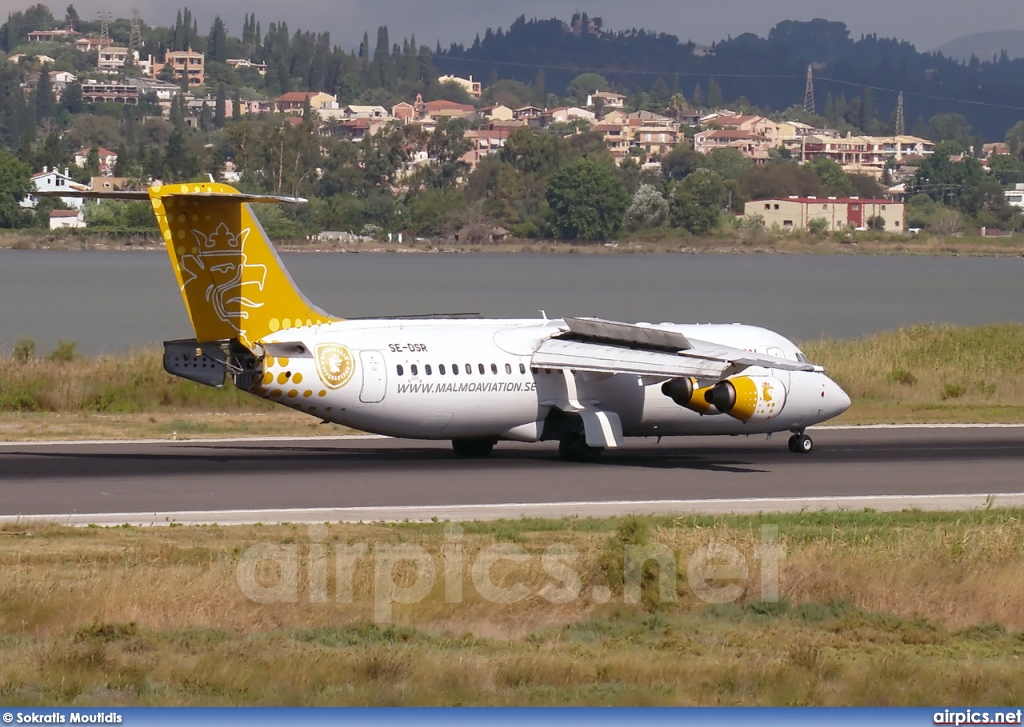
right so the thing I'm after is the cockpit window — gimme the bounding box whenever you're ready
[796,352,811,364]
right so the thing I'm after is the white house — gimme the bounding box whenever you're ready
[49,209,86,230]
[21,167,89,210]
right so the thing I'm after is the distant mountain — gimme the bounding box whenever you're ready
[932,30,1024,62]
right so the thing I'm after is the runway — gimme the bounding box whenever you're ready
[2,426,1024,525]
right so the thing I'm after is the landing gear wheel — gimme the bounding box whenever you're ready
[788,434,813,454]
[558,433,604,463]
[451,438,496,458]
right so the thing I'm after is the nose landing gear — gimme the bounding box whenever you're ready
[788,430,813,454]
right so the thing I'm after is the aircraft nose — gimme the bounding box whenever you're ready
[828,377,851,416]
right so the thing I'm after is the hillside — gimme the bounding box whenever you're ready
[436,16,1024,140]
[932,30,1024,62]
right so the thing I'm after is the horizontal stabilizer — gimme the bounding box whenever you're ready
[36,189,307,204]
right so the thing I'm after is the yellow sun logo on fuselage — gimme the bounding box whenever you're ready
[315,344,356,389]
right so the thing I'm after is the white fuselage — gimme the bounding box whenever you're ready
[253,318,850,441]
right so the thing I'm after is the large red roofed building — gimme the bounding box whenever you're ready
[744,197,905,232]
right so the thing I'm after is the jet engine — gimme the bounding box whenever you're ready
[661,377,719,415]
[703,376,787,422]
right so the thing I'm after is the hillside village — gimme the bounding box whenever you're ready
[3,5,1024,241]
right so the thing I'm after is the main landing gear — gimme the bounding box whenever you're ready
[451,438,496,458]
[558,432,604,463]
[787,430,813,454]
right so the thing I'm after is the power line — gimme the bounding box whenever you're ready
[437,53,1024,114]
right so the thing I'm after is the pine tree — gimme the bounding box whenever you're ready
[35,64,55,122]
[232,89,242,120]
[824,92,835,127]
[534,68,545,106]
[692,83,703,110]
[707,78,722,109]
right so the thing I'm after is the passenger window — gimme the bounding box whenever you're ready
[439,364,446,375]
[466,363,472,374]
[491,363,498,374]
[425,364,432,375]
[411,364,418,376]
[452,364,459,375]
[478,363,485,375]
[520,364,527,374]
[397,364,404,376]
[505,363,512,374]
[531,367,538,374]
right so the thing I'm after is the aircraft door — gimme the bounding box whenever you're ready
[359,350,387,403]
[766,347,790,389]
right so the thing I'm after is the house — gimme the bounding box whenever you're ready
[49,209,86,230]
[694,129,773,161]
[73,147,118,175]
[513,106,544,121]
[98,46,133,71]
[745,196,905,232]
[461,129,513,168]
[586,91,626,110]
[274,91,336,114]
[595,123,629,161]
[392,101,415,124]
[155,48,205,87]
[797,133,935,177]
[22,167,89,210]
[27,29,80,42]
[477,104,514,122]
[437,74,481,97]
[90,176,133,192]
[629,116,682,158]
[225,58,267,75]
[424,99,476,118]
[75,37,115,53]
[80,82,139,105]
[712,115,782,147]
[1004,183,1024,209]
[546,107,596,126]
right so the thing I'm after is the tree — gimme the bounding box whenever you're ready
[207,16,228,63]
[624,184,669,231]
[545,158,628,241]
[35,63,55,122]
[660,146,702,181]
[566,73,608,105]
[423,117,472,189]
[670,169,725,235]
[707,78,723,109]
[0,150,31,228]
[805,157,852,196]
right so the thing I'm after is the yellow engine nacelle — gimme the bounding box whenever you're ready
[703,376,787,422]
[661,377,721,415]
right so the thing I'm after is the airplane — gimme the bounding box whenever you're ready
[49,182,851,461]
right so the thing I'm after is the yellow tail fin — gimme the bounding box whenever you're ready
[150,182,338,345]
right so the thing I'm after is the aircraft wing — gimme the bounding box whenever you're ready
[531,317,817,381]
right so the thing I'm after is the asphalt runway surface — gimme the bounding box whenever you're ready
[2,426,1024,524]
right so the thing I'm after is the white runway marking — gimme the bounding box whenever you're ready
[5,492,1024,527]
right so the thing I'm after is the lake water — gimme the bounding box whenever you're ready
[1,250,1022,354]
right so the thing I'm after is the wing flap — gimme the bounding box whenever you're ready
[562,317,693,351]
[533,339,730,379]
[533,337,816,380]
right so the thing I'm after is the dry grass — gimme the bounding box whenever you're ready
[805,324,1024,423]
[1,511,1023,705]
[4,324,1024,439]
[6,229,1024,256]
